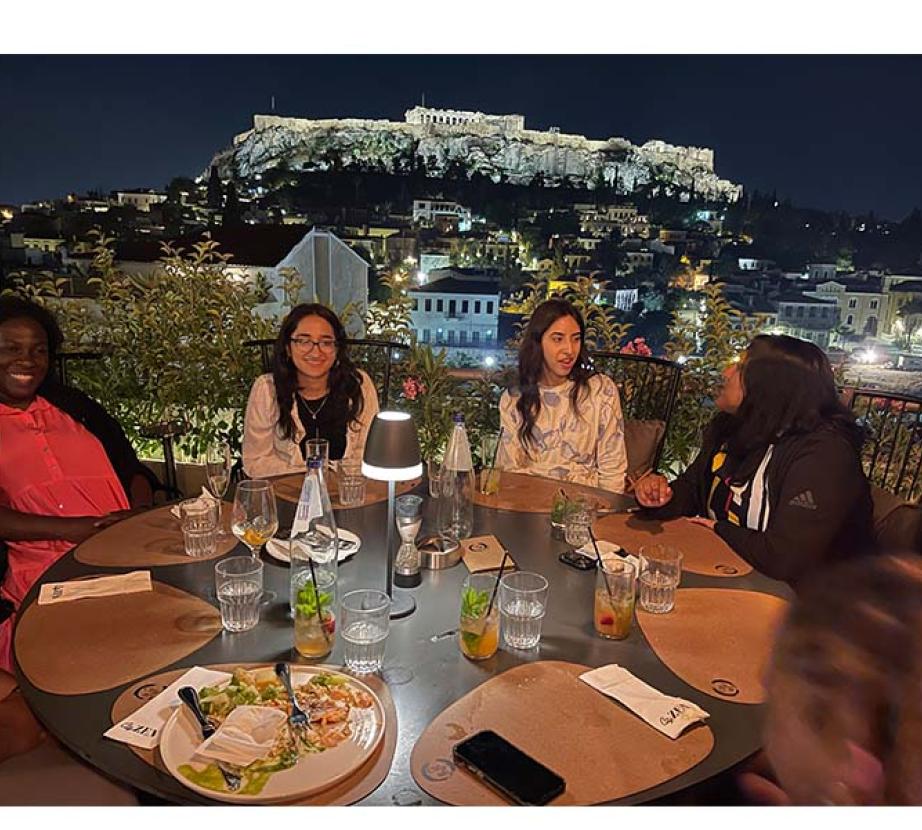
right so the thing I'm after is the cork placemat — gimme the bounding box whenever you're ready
[595,513,753,577]
[75,504,238,567]
[110,663,397,805]
[15,580,222,695]
[410,660,713,805]
[472,471,620,514]
[272,473,420,508]
[637,588,789,704]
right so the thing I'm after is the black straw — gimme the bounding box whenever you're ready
[487,427,504,472]
[484,549,510,623]
[306,555,330,645]
[588,525,616,604]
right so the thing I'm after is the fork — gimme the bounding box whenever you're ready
[274,662,311,733]
[177,686,241,792]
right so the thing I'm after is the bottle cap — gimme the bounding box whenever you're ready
[453,412,465,424]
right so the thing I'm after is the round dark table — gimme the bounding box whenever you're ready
[14,484,791,805]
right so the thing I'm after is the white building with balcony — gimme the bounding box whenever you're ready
[115,190,168,212]
[409,275,501,349]
[412,199,473,232]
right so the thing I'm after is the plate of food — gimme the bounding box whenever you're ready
[264,529,361,565]
[159,665,385,803]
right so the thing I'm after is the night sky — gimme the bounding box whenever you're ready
[2,54,921,219]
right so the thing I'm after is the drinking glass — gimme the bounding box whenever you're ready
[292,564,337,659]
[341,589,391,674]
[215,556,263,632]
[564,498,594,547]
[638,544,683,614]
[179,498,217,558]
[427,459,442,499]
[231,480,278,560]
[338,458,367,507]
[306,438,330,470]
[478,434,502,496]
[499,571,548,650]
[594,559,635,639]
[459,574,499,661]
[204,442,232,536]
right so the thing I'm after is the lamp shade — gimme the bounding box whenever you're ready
[362,411,423,482]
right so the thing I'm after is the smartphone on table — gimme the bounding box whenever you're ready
[558,550,596,570]
[452,729,566,805]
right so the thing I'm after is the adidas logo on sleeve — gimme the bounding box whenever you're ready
[788,490,817,510]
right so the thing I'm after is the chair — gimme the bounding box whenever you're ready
[53,351,108,387]
[843,387,922,503]
[245,338,412,408]
[587,351,683,475]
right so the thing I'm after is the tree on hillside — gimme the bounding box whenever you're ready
[896,297,922,348]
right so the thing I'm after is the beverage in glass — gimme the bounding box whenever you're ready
[459,574,499,660]
[594,558,635,639]
[638,545,683,614]
[564,498,594,547]
[179,497,217,558]
[215,556,263,632]
[341,589,391,674]
[427,458,442,498]
[338,459,366,507]
[204,443,232,536]
[231,479,278,558]
[306,438,330,470]
[499,571,548,649]
[478,433,502,495]
[293,569,337,658]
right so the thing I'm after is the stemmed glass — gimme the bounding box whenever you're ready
[204,442,232,537]
[232,479,278,604]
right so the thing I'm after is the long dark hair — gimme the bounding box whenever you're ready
[515,298,595,453]
[271,303,364,442]
[714,334,863,481]
[0,296,63,393]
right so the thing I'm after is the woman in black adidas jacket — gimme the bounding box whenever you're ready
[635,334,874,585]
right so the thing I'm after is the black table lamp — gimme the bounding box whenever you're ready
[362,411,423,619]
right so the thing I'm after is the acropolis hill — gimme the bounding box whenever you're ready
[209,106,742,202]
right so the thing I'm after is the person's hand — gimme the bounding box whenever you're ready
[58,511,133,543]
[633,473,673,508]
[686,516,717,530]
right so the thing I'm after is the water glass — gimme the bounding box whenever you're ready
[427,459,441,498]
[338,459,367,507]
[459,574,499,661]
[564,499,594,547]
[306,438,330,470]
[594,559,635,639]
[341,590,391,674]
[215,556,263,632]
[638,545,683,614]
[179,498,217,558]
[499,571,548,649]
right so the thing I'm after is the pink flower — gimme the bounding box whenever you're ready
[402,377,426,400]
[620,337,653,357]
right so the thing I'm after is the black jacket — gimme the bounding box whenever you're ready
[645,420,875,585]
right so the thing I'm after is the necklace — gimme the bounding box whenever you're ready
[300,393,328,421]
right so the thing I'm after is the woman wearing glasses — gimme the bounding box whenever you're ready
[242,304,379,477]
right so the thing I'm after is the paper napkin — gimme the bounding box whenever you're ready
[104,666,232,750]
[195,705,287,767]
[461,534,516,573]
[579,664,709,739]
[576,540,640,573]
[38,570,152,605]
[170,489,219,519]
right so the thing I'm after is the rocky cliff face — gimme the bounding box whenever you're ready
[209,113,742,203]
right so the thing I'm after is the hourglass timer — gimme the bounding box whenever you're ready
[394,495,424,588]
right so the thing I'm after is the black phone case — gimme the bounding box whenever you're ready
[559,550,596,570]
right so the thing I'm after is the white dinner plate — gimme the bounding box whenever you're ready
[159,665,385,804]
[264,528,361,564]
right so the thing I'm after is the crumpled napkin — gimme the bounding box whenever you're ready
[170,488,220,519]
[38,570,152,605]
[579,664,709,739]
[576,540,640,573]
[194,705,288,767]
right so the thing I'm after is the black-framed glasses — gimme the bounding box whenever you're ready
[289,336,338,354]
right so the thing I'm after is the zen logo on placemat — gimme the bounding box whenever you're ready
[788,490,817,510]
[659,703,693,727]
[422,758,456,782]
[119,720,158,739]
[51,585,64,599]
